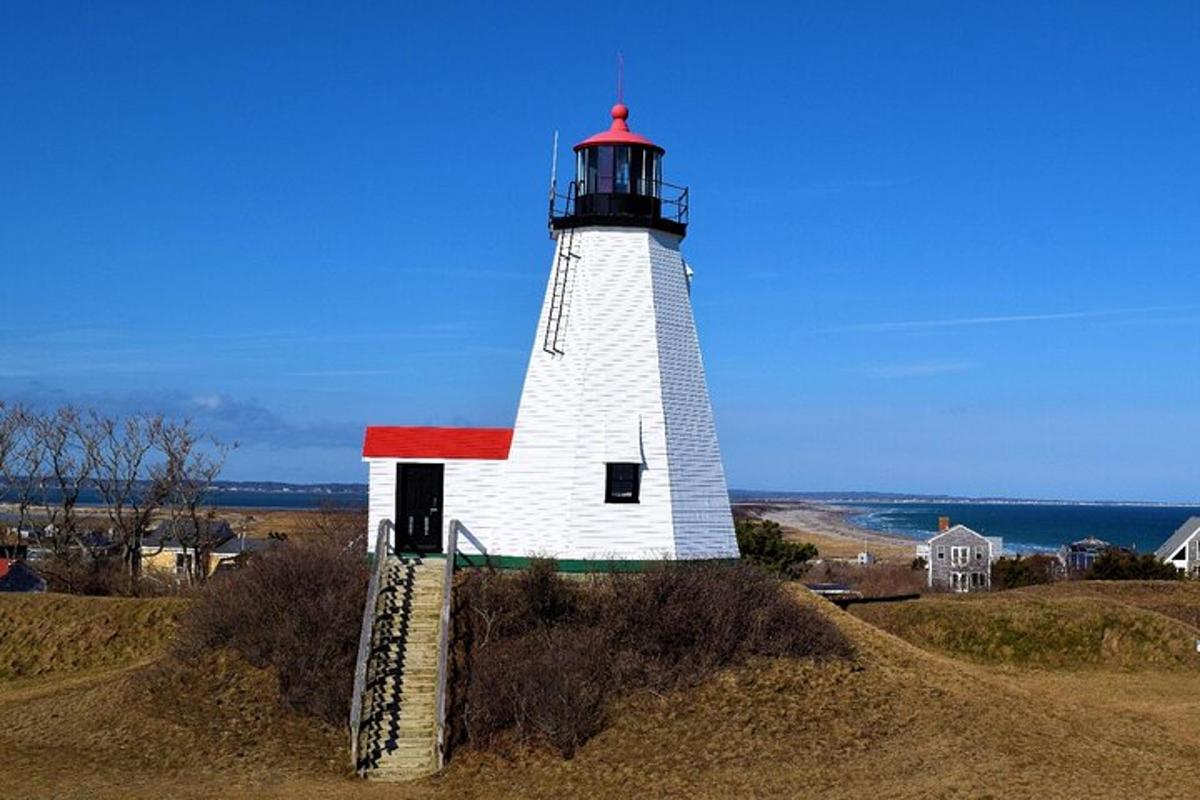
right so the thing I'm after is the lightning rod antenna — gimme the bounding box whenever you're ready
[547,130,560,234]
[617,51,624,103]
[549,129,559,190]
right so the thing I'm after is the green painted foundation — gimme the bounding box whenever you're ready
[386,552,736,573]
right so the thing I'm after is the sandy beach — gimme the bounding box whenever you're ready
[742,502,921,563]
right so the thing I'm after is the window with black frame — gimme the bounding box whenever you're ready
[605,462,641,503]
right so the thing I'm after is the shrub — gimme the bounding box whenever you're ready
[173,510,369,724]
[807,560,927,597]
[466,627,610,756]
[1086,551,1180,581]
[735,518,817,578]
[992,554,1058,590]
[38,553,184,597]
[456,560,851,757]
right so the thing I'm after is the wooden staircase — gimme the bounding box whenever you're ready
[353,555,446,780]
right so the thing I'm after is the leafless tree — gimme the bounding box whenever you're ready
[157,419,231,584]
[81,410,169,581]
[4,406,47,544]
[0,402,21,541]
[30,407,95,557]
[0,403,18,497]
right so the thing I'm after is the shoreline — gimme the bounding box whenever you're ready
[739,501,921,563]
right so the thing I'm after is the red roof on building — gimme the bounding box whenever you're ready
[362,426,513,460]
[575,103,663,152]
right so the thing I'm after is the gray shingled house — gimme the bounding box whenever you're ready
[1155,517,1200,577]
[924,524,1000,592]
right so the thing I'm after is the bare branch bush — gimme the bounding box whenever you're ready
[32,406,94,557]
[4,406,48,544]
[0,400,234,594]
[157,419,233,585]
[0,401,21,510]
[81,410,175,583]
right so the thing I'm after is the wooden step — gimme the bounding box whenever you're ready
[358,553,448,783]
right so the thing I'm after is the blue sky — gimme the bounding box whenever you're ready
[2,2,1198,501]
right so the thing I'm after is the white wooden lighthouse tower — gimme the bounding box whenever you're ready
[363,100,736,564]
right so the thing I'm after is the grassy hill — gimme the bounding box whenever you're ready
[0,593,188,685]
[850,581,1200,671]
[2,583,1199,799]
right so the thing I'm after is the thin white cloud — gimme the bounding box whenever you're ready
[821,305,1200,333]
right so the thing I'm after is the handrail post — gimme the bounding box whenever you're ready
[349,519,393,773]
[434,519,459,768]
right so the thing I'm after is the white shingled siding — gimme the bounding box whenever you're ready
[366,457,505,555]
[502,227,676,559]
[649,232,738,558]
[365,226,737,561]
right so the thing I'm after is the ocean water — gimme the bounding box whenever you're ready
[203,489,367,509]
[848,502,1200,555]
[0,487,368,512]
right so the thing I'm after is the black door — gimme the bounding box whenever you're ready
[396,464,444,553]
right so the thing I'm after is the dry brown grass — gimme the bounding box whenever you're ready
[0,593,187,685]
[2,582,1200,798]
[213,506,365,543]
[1006,579,1200,629]
[851,584,1200,671]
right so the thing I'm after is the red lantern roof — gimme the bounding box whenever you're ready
[575,103,663,152]
[362,426,513,460]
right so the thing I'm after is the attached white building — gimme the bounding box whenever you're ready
[363,101,737,566]
[1155,516,1200,577]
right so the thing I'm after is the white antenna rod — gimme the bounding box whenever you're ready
[549,130,559,191]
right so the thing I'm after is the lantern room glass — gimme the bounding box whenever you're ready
[577,145,661,199]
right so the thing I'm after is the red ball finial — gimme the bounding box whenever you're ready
[610,103,630,132]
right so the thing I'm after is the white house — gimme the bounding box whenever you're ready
[363,101,737,566]
[1155,517,1200,577]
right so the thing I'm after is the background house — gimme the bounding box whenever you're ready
[1155,517,1200,576]
[924,520,1002,592]
[0,561,45,593]
[1058,536,1115,574]
[141,520,269,579]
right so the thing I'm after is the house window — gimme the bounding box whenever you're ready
[936,545,946,560]
[951,546,970,566]
[174,552,193,577]
[975,546,983,560]
[605,463,641,504]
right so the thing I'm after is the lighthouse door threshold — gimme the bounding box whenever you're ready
[396,463,444,554]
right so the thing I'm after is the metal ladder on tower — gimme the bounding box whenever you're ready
[543,187,580,356]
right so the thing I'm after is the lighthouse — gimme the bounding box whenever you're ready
[363,100,737,564]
